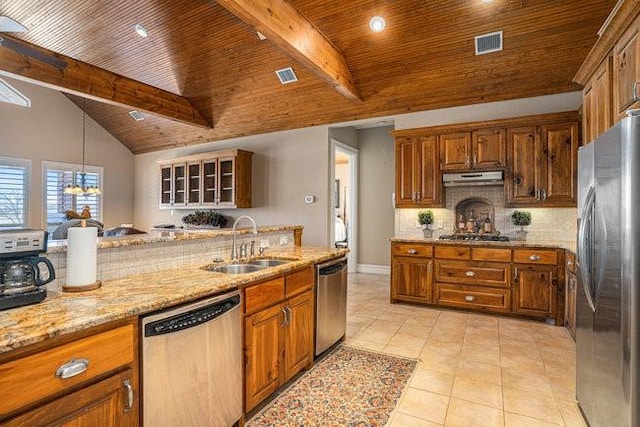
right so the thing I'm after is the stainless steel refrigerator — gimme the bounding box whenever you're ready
[576,111,640,427]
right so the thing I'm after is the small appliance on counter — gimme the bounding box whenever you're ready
[0,229,55,310]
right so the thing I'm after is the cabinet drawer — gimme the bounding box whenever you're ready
[435,261,511,288]
[286,267,314,297]
[435,246,470,260]
[0,324,134,416]
[244,277,285,314]
[471,247,511,262]
[392,243,433,258]
[513,249,558,265]
[435,283,511,313]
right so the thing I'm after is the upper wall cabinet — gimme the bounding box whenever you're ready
[440,129,505,171]
[395,135,443,208]
[159,149,252,209]
[613,17,640,121]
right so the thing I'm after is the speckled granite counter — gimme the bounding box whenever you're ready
[391,237,576,252]
[0,246,346,354]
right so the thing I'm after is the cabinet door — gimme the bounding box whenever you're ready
[186,162,201,205]
[284,291,313,382]
[541,122,577,206]
[583,83,595,145]
[4,370,136,427]
[472,129,506,169]
[159,166,173,207]
[440,132,471,171]
[613,21,639,120]
[565,271,577,340]
[218,157,236,207]
[201,159,218,205]
[416,136,442,206]
[395,137,417,207]
[245,304,284,411]
[505,127,540,205]
[391,257,433,303]
[594,57,613,138]
[513,264,556,318]
[172,164,186,207]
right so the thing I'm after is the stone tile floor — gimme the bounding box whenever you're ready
[345,273,586,427]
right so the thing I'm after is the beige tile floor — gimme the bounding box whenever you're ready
[345,273,586,427]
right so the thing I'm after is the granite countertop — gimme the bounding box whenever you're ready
[0,246,346,354]
[391,237,576,252]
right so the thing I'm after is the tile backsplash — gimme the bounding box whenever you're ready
[395,186,577,247]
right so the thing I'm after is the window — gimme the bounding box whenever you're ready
[43,161,103,233]
[0,157,30,228]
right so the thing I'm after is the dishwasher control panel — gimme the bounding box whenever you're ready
[145,294,240,337]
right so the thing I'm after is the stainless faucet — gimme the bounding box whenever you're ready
[231,215,258,261]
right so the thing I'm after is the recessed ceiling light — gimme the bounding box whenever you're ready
[369,16,386,33]
[129,110,145,121]
[134,23,148,38]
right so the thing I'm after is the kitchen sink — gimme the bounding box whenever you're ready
[247,259,290,267]
[209,264,265,274]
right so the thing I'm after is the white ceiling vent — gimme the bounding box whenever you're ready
[275,67,298,84]
[475,30,503,55]
[128,110,145,121]
[0,78,30,107]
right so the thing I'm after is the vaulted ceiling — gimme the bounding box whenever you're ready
[0,0,616,153]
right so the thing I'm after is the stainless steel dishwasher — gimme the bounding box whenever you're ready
[315,256,348,356]
[141,290,242,427]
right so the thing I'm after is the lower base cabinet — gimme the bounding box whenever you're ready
[391,257,433,303]
[243,268,314,412]
[512,264,557,318]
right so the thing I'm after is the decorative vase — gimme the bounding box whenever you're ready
[421,226,433,239]
[515,226,528,241]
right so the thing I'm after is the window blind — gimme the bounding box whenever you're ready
[0,159,28,228]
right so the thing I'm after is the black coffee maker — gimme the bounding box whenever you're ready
[0,229,55,310]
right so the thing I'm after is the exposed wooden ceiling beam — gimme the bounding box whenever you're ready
[0,34,211,128]
[217,0,361,101]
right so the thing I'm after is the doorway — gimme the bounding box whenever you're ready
[331,140,358,273]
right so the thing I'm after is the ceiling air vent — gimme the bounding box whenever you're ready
[474,30,503,55]
[275,67,298,84]
[128,110,145,121]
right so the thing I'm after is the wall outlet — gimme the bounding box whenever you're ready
[260,239,270,248]
[280,236,288,245]
[437,220,444,229]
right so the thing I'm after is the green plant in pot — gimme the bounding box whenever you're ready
[418,210,434,239]
[182,210,228,228]
[511,210,531,240]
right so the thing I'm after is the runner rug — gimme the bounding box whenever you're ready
[246,345,417,427]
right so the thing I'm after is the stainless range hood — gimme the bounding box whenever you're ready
[442,171,504,187]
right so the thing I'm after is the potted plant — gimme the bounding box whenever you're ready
[182,210,228,228]
[418,210,434,239]
[511,210,532,240]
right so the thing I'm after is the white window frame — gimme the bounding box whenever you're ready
[42,161,103,231]
[0,156,30,229]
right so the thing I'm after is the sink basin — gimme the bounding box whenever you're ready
[209,264,265,274]
[247,259,290,267]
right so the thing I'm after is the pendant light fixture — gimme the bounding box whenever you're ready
[64,99,101,195]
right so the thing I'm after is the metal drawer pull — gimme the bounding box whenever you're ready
[465,271,475,277]
[464,295,476,302]
[123,379,133,413]
[55,358,89,379]
[514,267,519,282]
[407,249,418,254]
[529,254,541,261]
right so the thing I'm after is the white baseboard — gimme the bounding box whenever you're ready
[356,264,391,275]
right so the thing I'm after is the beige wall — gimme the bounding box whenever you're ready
[0,78,134,229]
[357,126,395,266]
[134,126,332,246]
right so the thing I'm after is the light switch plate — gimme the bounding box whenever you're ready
[437,220,444,229]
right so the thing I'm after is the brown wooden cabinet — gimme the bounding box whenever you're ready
[583,57,613,144]
[613,17,640,121]
[391,242,433,304]
[440,130,505,171]
[395,135,442,207]
[513,264,556,318]
[506,121,578,207]
[0,321,138,425]
[243,268,314,412]
[159,149,252,209]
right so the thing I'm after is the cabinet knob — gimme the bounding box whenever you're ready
[407,249,418,254]
[55,358,89,379]
[465,271,475,277]
[464,295,476,302]
[529,254,541,261]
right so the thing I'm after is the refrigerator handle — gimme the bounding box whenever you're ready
[578,186,596,312]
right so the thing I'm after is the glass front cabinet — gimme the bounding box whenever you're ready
[158,149,252,209]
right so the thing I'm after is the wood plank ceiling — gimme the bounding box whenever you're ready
[0,0,617,154]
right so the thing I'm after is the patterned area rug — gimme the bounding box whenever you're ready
[246,345,416,427]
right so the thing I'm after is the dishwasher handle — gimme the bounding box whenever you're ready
[317,257,347,275]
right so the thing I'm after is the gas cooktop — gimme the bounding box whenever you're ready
[439,234,510,242]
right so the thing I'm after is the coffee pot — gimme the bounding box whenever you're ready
[0,257,55,295]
